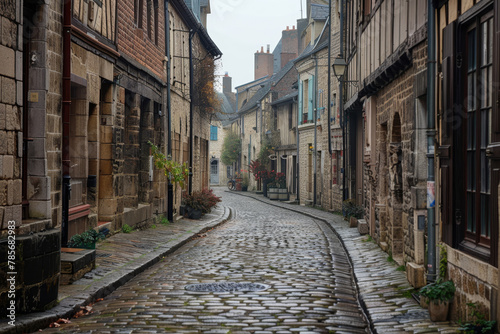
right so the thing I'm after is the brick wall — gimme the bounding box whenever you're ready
[116,0,166,81]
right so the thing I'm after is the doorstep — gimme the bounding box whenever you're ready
[60,248,96,285]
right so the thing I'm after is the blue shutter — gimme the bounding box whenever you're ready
[210,125,218,141]
[298,80,303,125]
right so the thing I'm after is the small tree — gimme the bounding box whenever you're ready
[149,142,189,188]
[221,131,241,166]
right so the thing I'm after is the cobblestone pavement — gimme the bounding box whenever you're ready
[37,189,369,333]
[228,191,460,334]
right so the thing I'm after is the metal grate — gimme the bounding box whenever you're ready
[185,282,270,292]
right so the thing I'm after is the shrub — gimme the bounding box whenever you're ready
[182,189,222,214]
[221,131,241,165]
[342,199,364,219]
[419,278,455,303]
[68,229,105,248]
[122,224,133,233]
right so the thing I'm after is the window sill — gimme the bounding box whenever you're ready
[458,240,491,264]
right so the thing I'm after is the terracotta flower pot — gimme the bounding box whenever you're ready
[428,300,450,322]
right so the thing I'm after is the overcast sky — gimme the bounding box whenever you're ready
[207,0,304,91]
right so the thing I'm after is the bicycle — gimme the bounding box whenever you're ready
[227,178,236,191]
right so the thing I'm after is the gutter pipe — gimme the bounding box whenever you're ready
[327,1,332,156]
[165,0,174,221]
[339,0,347,201]
[62,0,72,246]
[426,0,437,282]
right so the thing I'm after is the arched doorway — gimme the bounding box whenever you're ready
[389,112,403,262]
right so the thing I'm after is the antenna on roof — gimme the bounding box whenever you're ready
[300,0,303,18]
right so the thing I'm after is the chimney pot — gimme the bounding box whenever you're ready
[261,46,264,53]
[286,26,289,30]
[293,25,295,30]
[267,44,270,53]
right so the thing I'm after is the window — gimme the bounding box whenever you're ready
[135,0,143,28]
[210,125,218,141]
[464,14,493,249]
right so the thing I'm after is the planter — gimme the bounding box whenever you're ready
[263,180,269,197]
[278,188,289,201]
[268,188,279,200]
[428,300,450,322]
[235,178,243,191]
[188,208,202,219]
[242,185,248,191]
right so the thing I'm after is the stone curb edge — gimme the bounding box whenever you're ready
[0,206,234,334]
[228,191,376,334]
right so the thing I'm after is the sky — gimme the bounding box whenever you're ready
[207,0,304,91]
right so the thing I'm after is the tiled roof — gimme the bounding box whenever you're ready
[311,4,329,20]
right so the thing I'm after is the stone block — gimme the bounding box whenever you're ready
[2,17,17,48]
[28,158,47,176]
[100,58,114,81]
[28,176,51,201]
[357,219,369,235]
[349,216,358,228]
[99,174,113,198]
[1,76,15,104]
[15,51,22,81]
[27,138,46,159]
[99,198,117,216]
[0,45,15,79]
[16,80,21,106]
[407,262,426,288]
[411,186,427,210]
[6,104,20,130]
[99,159,113,175]
[1,154,14,179]
[28,108,46,137]
[3,204,21,226]
[29,200,51,219]
[0,104,5,130]
[0,180,6,205]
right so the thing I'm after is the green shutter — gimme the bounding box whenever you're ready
[308,75,315,122]
[298,80,303,125]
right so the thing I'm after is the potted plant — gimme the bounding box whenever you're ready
[342,199,364,227]
[459,303,496,334]
[68,229,105,249]
[182,189,222,219]
[419,278,455,322]
[242,173,249,191]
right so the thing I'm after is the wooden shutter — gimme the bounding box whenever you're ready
[493,0,500,138]
[308,75,315,123]
[439,21,456,246]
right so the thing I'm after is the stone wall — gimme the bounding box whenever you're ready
[367,41,428,264]
[0,0,22,231]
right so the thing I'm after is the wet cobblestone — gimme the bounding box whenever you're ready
[37,189,368,333]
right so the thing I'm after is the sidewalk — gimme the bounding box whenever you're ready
[230,190,460,334]
[0,206,232,334]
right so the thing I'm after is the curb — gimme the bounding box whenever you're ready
[0,206,233,334]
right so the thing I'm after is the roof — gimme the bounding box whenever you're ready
[271,91,298,106]
[294,20,329,63]
[171,0,222,57]
[238,80,272,114]
[311,4,329,20]
[216,92,238,126]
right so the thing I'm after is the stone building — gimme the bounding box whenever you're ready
[210,73,237,187]
[0,0,63,315]
[435,0,499,321]
[0,0,220,317]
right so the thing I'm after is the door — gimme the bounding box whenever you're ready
[210,159,219,185]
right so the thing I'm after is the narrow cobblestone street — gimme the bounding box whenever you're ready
[38,190,368,333]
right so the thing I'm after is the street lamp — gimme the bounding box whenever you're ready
[332,55,347,79]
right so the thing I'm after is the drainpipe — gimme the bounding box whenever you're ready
[313,57,318,206]
[296,74,300,203]
[327,2,332,157]
[339,0,347,202]
[189,28,195,195]
[426,0,437,282]
[62,0,72,247]
[164,0,173,221]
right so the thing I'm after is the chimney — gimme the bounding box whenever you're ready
[223,72,232,93]
[255,46,274,80]
[280,24,299,69]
